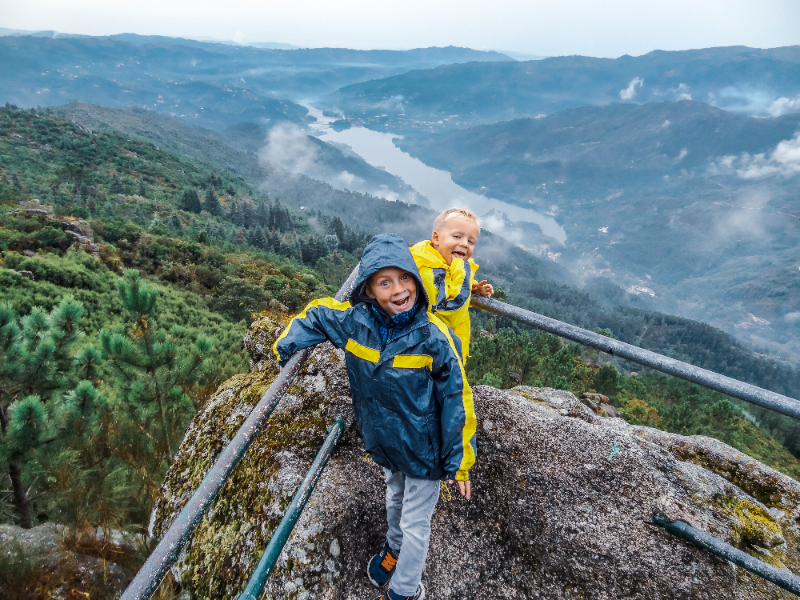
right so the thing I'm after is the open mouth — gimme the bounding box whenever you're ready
[451,249,467,259]
[392,293,411,310]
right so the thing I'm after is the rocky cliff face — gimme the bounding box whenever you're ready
[150,316,800,599]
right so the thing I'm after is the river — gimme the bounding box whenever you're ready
[303,105,567,243]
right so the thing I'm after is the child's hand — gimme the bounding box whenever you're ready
[447,479,472,500]
[471,280,494,298]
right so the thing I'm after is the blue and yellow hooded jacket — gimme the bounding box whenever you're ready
[409,240,478,361]
[273,234,477,482]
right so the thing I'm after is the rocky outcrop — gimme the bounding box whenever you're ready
[580,391,621,417]
[0,524,137,597]
[15,203,100,254]
[150,316,800,599]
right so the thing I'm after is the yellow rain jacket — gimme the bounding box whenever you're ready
[410,240,478,361]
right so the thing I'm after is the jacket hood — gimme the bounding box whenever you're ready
[350,233,429,308]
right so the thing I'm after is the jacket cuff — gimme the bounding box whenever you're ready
[455,469,469,482]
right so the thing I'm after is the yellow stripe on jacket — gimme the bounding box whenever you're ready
[410,240,478,361]
[428,312,476,481]
[272,297,351,362]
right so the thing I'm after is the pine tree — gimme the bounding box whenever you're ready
[204,187,223,216]
[180,187,202,214]
[246,226,262,249]
[239,200,255,229]
[269,203,292,232]
[0,300,97,528]
[230,201,244,227]
[301,234,327,264]
[255,200,270,227]
[100,270,212,463]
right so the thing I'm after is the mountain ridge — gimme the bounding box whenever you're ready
[327,46,800,132]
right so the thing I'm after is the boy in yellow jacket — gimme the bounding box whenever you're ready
[410,208,493,361]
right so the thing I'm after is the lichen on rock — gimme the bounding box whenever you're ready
[151,316,800,599]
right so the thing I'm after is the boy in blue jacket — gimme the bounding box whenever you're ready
[274,233,477,600]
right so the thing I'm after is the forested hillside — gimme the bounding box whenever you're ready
[0,103,368,566]
[2,100,800,597]
[44,102,800,397]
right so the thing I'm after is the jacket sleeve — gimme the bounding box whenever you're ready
[429,317,477,481]
[468,259,479,307]
[273,298,352,367]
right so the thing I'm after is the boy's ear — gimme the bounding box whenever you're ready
[431,230,440,246]
[364,279,376,299]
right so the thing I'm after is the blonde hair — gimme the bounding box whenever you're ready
[432,208,481,234]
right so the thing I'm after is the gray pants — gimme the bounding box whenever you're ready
[384,468,440,596]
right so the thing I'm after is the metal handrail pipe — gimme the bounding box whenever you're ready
[238,419,346,600]
[652,515,800,596]
[471,295,800,421]
[120,267,360,600]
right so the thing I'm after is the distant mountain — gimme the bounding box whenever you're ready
[396,101,800,358]
[52,102,423,204]
[0,34,510,129]
[0,35,312,130]
[245,42,300,50]
[397,101,800,191]
[327,46,800,132]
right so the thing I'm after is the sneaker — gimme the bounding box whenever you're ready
[367,543,400,587]
[372,583,426,600]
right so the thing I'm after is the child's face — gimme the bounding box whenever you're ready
[431,217,480,265]
[365,267,417,316]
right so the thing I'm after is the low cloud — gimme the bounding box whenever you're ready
[710,132,800,179]
[785,312,800,323]
[674,83,691,101]
[373,95,406,114]
[619,77,643,100]
[676,149,688,162]
[768,94,800,117]
[712,86,777,115]
[261,123,320,175]
[259,123,419,203]
[337,170,359,187]
[711,187,771,244]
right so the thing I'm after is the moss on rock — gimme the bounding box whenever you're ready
[151,318,800,599]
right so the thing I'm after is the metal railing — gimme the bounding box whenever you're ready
[475,295,800,595]
[653,515,800,596]
[120,268,359,600]
[471,295,800,420]
[239,419,346,600]
[123,265,800,599]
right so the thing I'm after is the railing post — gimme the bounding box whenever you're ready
[238,419,346,600]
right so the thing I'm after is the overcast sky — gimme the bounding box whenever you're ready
[3,0,799,57]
